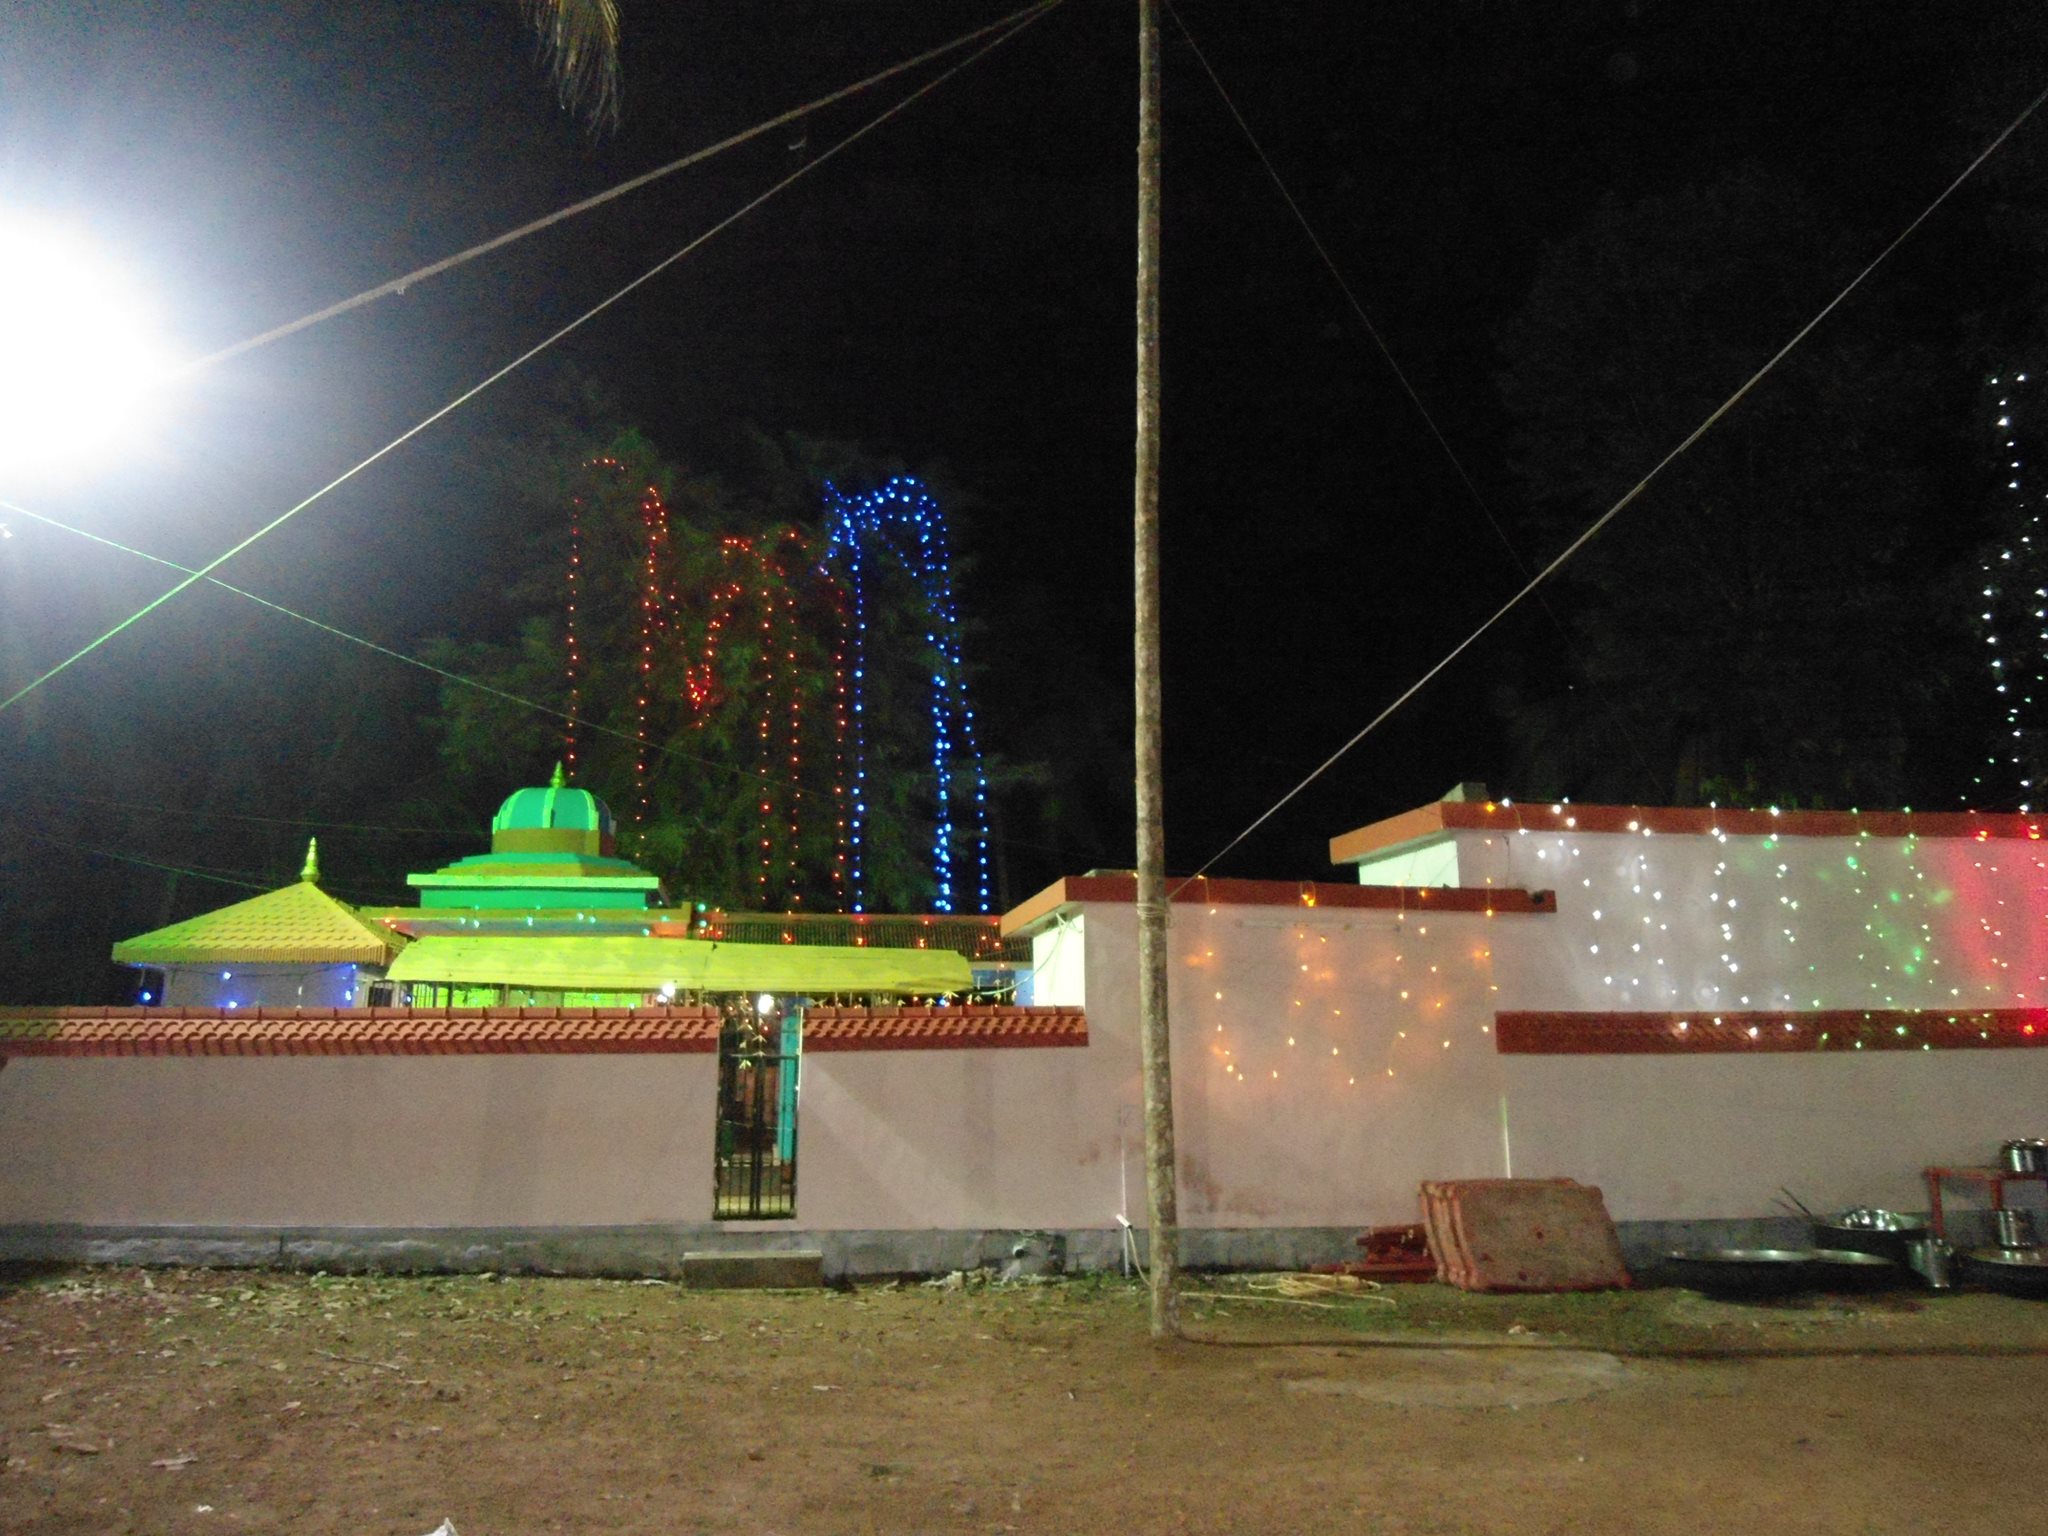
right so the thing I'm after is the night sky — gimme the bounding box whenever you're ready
[4,1,2047,1000]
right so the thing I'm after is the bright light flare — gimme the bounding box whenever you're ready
[0,213,173,476]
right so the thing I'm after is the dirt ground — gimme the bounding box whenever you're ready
[5,1265,2048,1536]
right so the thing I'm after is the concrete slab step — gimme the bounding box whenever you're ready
[680,1249,825,1289]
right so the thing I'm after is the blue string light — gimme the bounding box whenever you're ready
[823,477,993,914]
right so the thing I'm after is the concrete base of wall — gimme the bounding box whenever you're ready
[0,1222,1368,1279]
[0,1214,1898,1282]
[679,1249,826,1289]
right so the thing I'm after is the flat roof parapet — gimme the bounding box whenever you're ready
[999,874,1553,939]
[1329,798,2047,867]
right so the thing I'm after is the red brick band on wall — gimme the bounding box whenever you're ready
[799,1006,1087,1051]
[0,1004,1088,1058]
[1495,1008,2048,1055]
[0,1005,727,1057]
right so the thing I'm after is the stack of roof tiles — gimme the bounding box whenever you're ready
[1419,1178,1631,1292]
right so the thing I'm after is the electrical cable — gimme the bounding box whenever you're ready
[174,0,1066,377]
[1163,0,1519,578]
[0,505,1081,860]
[7,493,1091,863]
[0,496,1083,861]
[6,825,306,895]
[8,785,479,839]
[0,1,1062,722]
[1164,0,1662,797]
[1175,77,2048,892]
[0,496,772,783]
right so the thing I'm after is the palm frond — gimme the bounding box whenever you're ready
[520,0,623,135]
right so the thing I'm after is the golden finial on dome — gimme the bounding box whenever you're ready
[300,837,321,885]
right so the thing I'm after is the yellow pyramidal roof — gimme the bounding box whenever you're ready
[111,870,402,968]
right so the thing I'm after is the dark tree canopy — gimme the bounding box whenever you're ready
[423,415,1004,913]
[1494,170,1950,809]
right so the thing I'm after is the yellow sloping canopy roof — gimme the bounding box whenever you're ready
[111,882,402,967]
[385,934,970,996]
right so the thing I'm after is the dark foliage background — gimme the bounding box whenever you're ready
[6,2,2048,1001]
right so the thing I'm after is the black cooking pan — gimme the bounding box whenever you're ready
[1665,1248,1900,1300]
[1958,1246,2048,1298]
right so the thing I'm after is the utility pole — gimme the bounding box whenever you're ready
[1133,0,1180,1340]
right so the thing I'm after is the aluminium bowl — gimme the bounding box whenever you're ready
[1831,1207,1923,1232]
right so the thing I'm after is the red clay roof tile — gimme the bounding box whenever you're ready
[0,1003,1086,1057]
[801,1005,1088,1051]
[0,1005,722,1057]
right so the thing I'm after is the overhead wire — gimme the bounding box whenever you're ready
[1164,0,1661,798]
[0,496,778,784]
[0,0,1064,722]
[10,775,1077,862]
[174,0,1066,377]
[1175,75,2048,891]
[1162,0,1519,576]
[8,785,480,839]
[2,502,1073,848]
[1,500,1081,858]
[6,825,316,896]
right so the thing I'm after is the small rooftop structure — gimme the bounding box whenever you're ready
[110,840,402,969]
[407,765,663,911]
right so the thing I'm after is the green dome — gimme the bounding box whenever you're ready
[491,765,616,838]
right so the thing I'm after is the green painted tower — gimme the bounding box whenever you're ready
[406,765,663,911]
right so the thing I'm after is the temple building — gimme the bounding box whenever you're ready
[10,783,2048,1276]
[109,766,981,1012]
[110,840,401,1011]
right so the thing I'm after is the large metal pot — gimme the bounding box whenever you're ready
[1999,1138,2048,1174]
[1813,1208,1928,1267]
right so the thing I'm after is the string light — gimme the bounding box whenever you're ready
[1156,806,2048,1100]
[1975,372,2046,810]
[634,476,671,839]
[553,467,987,915]
[823,476,993,913]
[562,470,596,778]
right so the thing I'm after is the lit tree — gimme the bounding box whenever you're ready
[424,422,995,914]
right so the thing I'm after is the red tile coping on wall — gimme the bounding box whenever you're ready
[801,1005,1088,1051]
[0,1005,724,1057]
[999,874,1553,938]
[1332,798,2047,866]
[1494,1008,2048,1055]
[0,1004,1087,1058]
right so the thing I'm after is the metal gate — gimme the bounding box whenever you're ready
[713,1007,798,1219]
